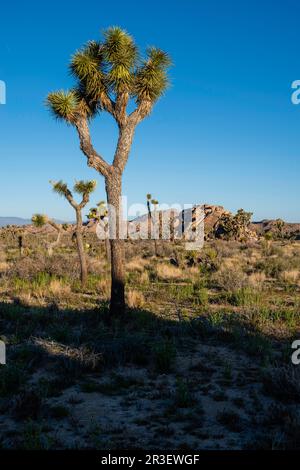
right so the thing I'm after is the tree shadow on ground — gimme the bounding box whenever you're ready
[0,300,299,450]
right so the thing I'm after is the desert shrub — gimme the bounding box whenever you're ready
[21,421,53,450]
[211,266,248,291]
[173,378,194,408]
[0,365,26,397]
[152,339,176,373]
[100,333,150,367]
[229,287,262,307]
[45,255,80,280]
[9,254,47,279]
[12,389,43,421]
[197,287,209,306]
[263,365,300,402]
[196,248,222,274]
[255,256,290,279]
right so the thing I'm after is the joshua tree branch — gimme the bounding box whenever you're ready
[129,100,153,125]
[62,191,78,210]
[78,192,91,210]
[75,114,111,178]
[48,219,62,233]
[112,122,136,173]
[101,93,117,118]
[115,91,129,127]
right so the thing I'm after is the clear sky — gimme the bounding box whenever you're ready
[0,0,299,222]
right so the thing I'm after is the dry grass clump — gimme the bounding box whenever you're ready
[0,250,9,274]
[140,271,149,284]
[98,278,111,300]
[280,270,299,284]
[0,261,9,274]
[48,279,72,297]
[126,257,150,273]
[16,292,33,306]
[88,258,107,276]
[32,338,102,371]
[248,272,266,290]
[127,290,145,308]
[222,256,242,269]
[156,263,183,281]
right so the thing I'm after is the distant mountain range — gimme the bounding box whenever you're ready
[0,217,32,227]
[0,217,68,228]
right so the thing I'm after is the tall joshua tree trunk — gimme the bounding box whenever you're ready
[47,27,171,315]
[75,208,88,286]
[105,171,125,315]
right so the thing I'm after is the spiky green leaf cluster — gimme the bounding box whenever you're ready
[134,47,171,103]
[51,180,72,198]
[47,27,171,123]
[71,41,107,108]
[32,214,48,227]
[46,91,80,122]
[103,27,137,92]
[74,180,97,195]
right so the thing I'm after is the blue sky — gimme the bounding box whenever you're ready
[0,0,299,222]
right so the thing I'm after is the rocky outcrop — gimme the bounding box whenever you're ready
[251,220,300,239]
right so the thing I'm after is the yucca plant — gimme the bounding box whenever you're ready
[31,214,63,257]
[50,179,97,286]
[47,27,171,315]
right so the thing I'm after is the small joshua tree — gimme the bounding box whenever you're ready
[216,209,253,241]
[87,200,110,261]
[275,218,285,240]
[32,213,63,256]
[47,27,171,315]
[51,180,97,286]
[146,194,159,256]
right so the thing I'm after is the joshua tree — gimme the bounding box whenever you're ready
[51,180,97,286]
[275,218,285,240]
[47,27,171,315]
[32,214,63,256]
[216,209,253,241]
[146,194,159,256]
[87,201,110,262]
